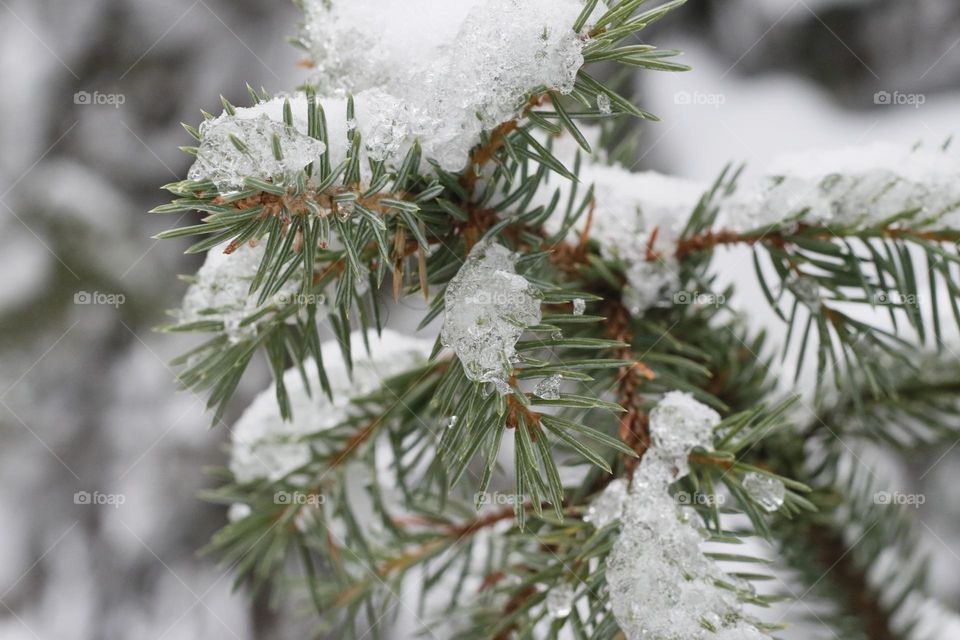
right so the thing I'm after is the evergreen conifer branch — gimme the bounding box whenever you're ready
[154,1,960,637]
[155,3,691,423]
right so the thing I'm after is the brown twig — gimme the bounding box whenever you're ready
[606,301,655,478]
[461,94,549,194]
[665,223,960,263]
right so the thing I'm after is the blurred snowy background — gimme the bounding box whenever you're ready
[1,0,959,638]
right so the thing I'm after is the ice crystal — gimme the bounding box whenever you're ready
[179,240,302,343]
[741,472,786,513]
[596,92,612,114]
[534,374,562,400]
[441,241,542,395]
[299,0,590,171]
[545,583,575,619]
[188,114,325,194]
[229,329,433,484]
[606,392,766,639]
[572,298,586,316]
[784,274,821,310]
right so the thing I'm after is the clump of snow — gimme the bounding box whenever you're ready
[230,329,433,484]
[298,0,592,171]
[606,391,767,639]
[722,142,960,231]
[299,1,481,94]
[536,135,960,318]
[179,240,303,343]
[193,1,613,193]
[441,240,542,395]
[188,113,325,194]
[536,140,706,313]
[226,503,251,522]
[576,167,703,313]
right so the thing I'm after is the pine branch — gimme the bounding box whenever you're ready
[153,1,960,637]
[667,212,960,401]
[156,0,691,425]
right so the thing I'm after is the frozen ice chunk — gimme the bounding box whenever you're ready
[741,472,785,513]
[448,0,585,124]
[596,93,611,114]
[441,241,542,394]
[648,390,720,477]
[572,298,585,316]
[189,113,325,194]
[583,478,628,529]
[192,94,369,189]
[784,273,821,311]
[545,583,575,619]
[534,374,562,400]
[201,0,596,183]
[229,329,433,484]
[606,392,766,639]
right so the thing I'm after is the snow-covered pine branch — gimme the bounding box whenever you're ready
[153,0,960,638]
